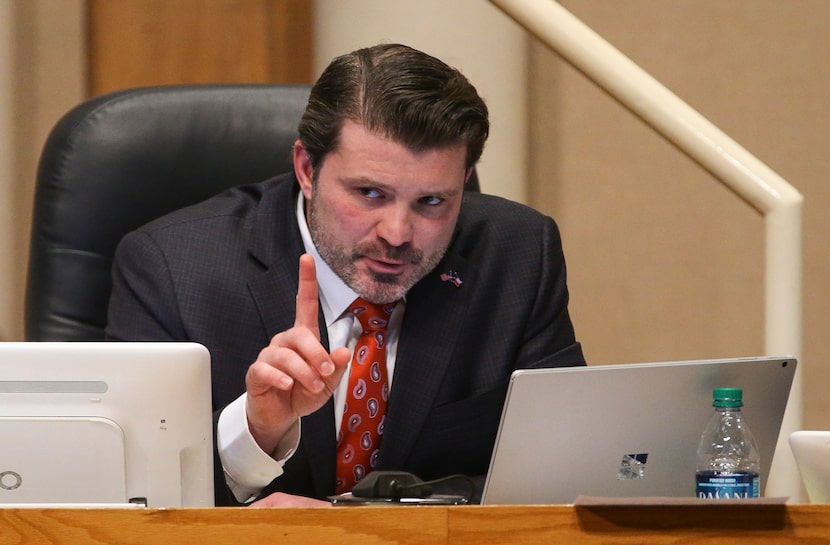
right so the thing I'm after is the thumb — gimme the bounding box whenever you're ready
[323,346,352,390]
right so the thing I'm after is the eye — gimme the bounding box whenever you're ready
[419,195,444,206]
[359,187,384,199]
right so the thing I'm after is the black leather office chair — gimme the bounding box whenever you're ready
[26,84,313,341]
[26,84,481,341]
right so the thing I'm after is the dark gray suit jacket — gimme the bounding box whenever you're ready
[106,173,585,504]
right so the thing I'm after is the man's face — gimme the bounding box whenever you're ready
[294,121,468,304]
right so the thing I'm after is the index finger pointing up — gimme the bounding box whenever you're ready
[294,253,320,337]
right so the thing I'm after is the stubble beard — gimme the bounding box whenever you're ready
[308,199,448,304]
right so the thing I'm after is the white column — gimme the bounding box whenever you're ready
[313,0,529,203]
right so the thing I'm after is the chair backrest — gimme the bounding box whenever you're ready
[25,84,312,341]
[26,83,481,341]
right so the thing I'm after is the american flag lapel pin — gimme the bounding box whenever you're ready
[440,270,463,287]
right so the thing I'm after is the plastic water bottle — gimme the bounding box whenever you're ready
[695,387,760,499]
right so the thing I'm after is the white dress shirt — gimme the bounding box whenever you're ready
[216,192,403,503]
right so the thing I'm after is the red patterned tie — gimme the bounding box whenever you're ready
[335,298,396,494]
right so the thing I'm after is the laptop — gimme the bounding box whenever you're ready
[480,356,796,504]
[0,342,214,507]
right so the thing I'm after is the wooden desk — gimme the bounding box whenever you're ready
[2,504,829,544]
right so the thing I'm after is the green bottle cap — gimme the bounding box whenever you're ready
[713,387,743,408]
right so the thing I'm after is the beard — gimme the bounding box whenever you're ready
[308,203,448,304]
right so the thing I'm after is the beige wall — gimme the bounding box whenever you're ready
[1,0,13,340]
[0,0,86,341]
[529,0,829,429]
[2,1,827,433]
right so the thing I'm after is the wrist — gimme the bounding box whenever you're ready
[245,399,297,456]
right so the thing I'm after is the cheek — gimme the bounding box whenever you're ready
[415,218,456,251]
[320,200,375,240]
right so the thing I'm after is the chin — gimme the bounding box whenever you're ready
[358,278,409,304]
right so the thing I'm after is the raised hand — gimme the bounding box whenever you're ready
[244,254,351,454]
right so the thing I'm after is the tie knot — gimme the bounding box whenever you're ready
[348,298,395,332]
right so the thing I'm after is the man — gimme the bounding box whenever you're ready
[106,43,585,507]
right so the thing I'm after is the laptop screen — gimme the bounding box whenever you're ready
[481,356,796,504]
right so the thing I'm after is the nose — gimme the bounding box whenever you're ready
[376,204,414,248]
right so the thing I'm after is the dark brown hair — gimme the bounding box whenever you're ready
[298,43,489,175]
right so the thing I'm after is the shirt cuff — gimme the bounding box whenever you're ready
[216,394,300,503]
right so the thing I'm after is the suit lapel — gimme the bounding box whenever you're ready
[298,399,337,496]
[378,249,475,469]
[245,176,337,496]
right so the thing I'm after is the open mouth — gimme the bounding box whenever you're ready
[364,257,406,275]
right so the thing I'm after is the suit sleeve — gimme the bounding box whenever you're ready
[106,230,187,341]
[515,215,586,370]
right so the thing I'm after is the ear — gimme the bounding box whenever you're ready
[464,167,474,185]
[293,140,314,200]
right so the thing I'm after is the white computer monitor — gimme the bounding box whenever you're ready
[0,342,214,507]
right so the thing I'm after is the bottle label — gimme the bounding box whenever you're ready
[695,470,760,499]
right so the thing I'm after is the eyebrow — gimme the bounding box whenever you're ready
[342,176,462,199]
